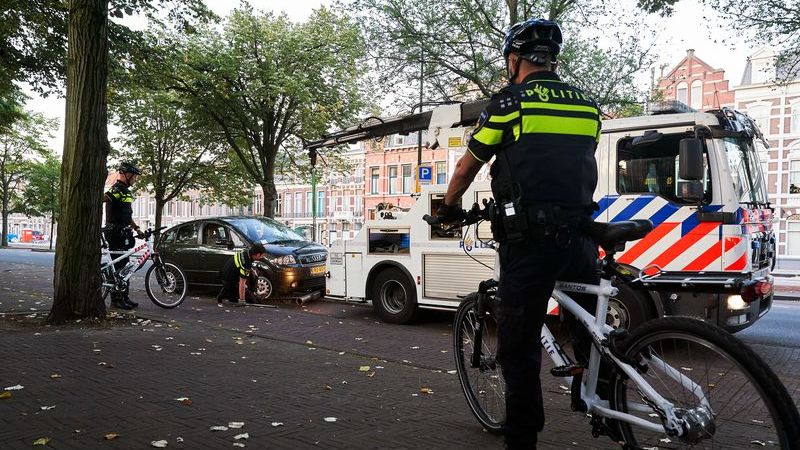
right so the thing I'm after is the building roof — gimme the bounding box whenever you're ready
[660,49,721,81]
[740,47,800,85]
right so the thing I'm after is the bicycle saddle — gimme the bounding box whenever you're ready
[586,219,653,253]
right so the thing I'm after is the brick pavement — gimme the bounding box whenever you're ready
[2,257,799,449]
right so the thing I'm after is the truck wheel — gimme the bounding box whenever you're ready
[607,283,655,331]
[372,267,418,324]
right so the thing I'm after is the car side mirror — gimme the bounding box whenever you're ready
[678,180,704,203]
[679,138,704,181]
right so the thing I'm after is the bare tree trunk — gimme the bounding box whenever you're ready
[154,198,163,231]
[49,0,110,324]
[1,195,8,247]
[49,215,55,251]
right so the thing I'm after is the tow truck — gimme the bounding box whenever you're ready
[306,100,775,332]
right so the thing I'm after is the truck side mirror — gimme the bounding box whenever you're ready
[679,138,704,181]
[678,180,704,203]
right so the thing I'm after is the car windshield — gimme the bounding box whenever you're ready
[722,137,769,206]
[227,217,306,244]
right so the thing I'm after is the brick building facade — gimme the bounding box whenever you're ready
[657,49,735,110]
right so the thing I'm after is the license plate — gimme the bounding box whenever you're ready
[310,265,326,275]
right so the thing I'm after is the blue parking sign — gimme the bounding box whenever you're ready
[418,166,432,183]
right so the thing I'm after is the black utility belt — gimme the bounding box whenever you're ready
[489,201,591,245]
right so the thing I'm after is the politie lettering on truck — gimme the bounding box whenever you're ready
[308,100,775,332]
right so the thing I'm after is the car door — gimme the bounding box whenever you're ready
[171,222,202,283]
[199,222,236,285]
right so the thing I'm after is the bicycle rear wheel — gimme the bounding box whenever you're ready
[453,293,505,433]
[610,317,800,449]
[145,262,187,309]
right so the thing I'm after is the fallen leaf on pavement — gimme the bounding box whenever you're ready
[33,437,50,446]
[419,387,433,395]
[271,422,283,427]
[50,374,62,379]
[40,405,56,411]
[228,422,244,429]
[323,417,337,423]
[233,444,245,448]
[179,399,192,406]
[210,426,228,431]
[233,433,249,440]
[323,385,332,391]
[104,433,119,440]
[176,437,183,443]
[367,372,376,378]
[305,340,313,345]
[151,439,168,448]
[0,391,11,399]
[359,366,370,372]
[4,385,23,390]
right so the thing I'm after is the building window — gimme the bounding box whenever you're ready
[690,80,702,108]
[790,160,800,194]
[676,82,688,104]
[275,195,282,216]
[436,161,446,184]
[294,192,302,216]
[284,193,291,214]
[306,192,312,215]
[389,166,398,194]
[317,191,325,216]
[788,215,800,256]
[791,103,800,134]
[747,104,770,135]
[370,167,379,194]
[402,164,412,193]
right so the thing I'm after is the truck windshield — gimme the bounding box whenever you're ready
[722,137,768,206]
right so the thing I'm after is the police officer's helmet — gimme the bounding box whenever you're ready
[118,162,141,175]
[502,19,562,63]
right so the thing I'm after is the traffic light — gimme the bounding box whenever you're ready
[308,148,317,167]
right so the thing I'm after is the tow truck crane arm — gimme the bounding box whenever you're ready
[304,99,490,150]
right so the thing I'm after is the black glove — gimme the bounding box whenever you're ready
[133,227,145,239]
[436,202,466,224]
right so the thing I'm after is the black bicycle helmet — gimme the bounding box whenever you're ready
[502,19,562,63]
[118,162,141,175]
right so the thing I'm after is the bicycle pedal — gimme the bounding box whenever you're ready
[550,364,584,377]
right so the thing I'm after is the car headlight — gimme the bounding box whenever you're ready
[269,254,297,266]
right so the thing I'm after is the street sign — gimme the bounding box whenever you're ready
[418,166,432,184]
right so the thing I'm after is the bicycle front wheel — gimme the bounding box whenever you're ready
[453,293,505,434]
[145,262,187,309]
[610,317,800,449]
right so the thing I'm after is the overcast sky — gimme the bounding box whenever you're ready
[23,0,759,155]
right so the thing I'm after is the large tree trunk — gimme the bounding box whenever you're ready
[260,181,275,218]
[49,0,110,324]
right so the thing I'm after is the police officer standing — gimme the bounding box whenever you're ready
[436,20,602,449]
[103,162,144,310]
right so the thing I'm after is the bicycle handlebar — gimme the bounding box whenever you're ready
[422,199,493,228]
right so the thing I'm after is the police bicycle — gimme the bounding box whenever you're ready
[424,202,800,448]
[100,226,188,309]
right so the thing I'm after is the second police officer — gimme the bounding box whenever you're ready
[103,162,145,310]
[436,19,603,449]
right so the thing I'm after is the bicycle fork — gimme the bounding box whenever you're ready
[471,279,498,370]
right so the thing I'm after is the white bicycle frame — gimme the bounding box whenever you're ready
[494,254,712,437]
[100,234,155,290]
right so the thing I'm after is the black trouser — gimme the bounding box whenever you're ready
[496,231,599,449]
[104,227,135,301]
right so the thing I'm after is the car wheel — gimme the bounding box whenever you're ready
[254,275,273,300]
[371,267,417,324]
[607,283,655,331]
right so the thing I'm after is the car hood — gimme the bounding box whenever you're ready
[257,240,327,258]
